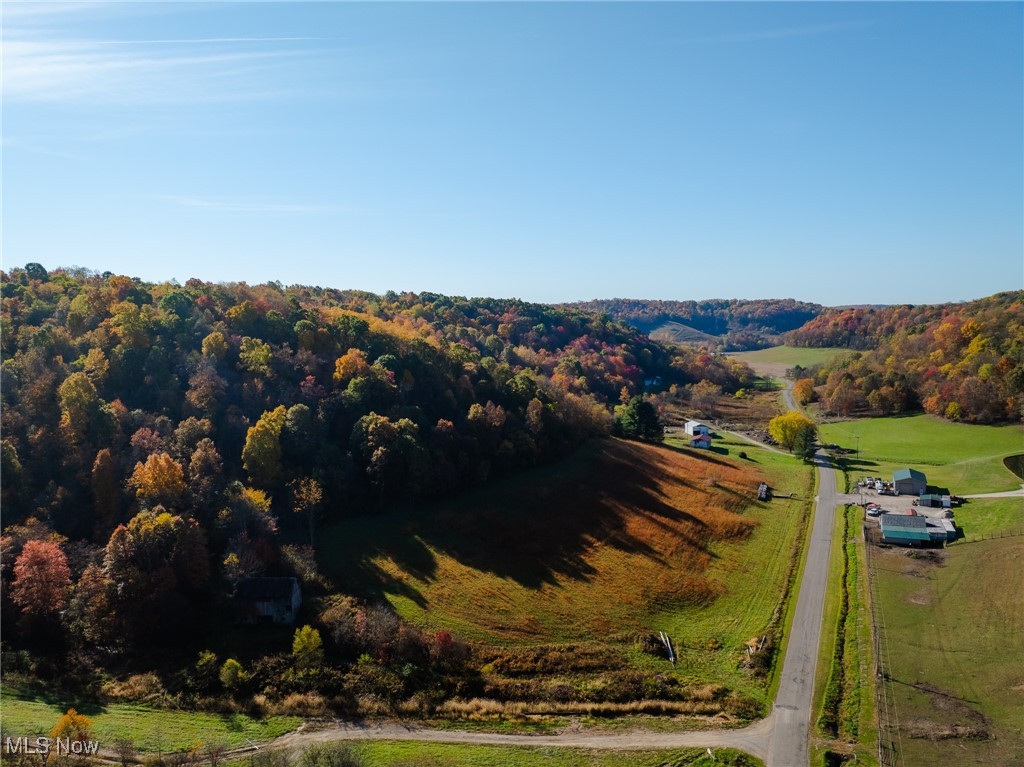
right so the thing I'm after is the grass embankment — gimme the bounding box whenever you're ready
[0,686,300,751]
[873,539,1024,765]
[223,744,762,767]
[352,742,761,767]
[319,436,813,709]
[819,415,1023,494]
[813,505,876,764]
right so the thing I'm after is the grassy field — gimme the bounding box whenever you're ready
[872,538,1024,766]
[319,436,813,706]
[352,742,762,766]
[0,686,300,751]
[819,414,1023,494]
[955,497,1024,539]
[224,743,762,767]
[729,346,847,373]
[655,432,813,705]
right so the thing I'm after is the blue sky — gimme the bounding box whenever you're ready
[3,1,1022,306]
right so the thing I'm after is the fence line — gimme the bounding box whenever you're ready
[863,531,904,767]
[948,528,1024,545]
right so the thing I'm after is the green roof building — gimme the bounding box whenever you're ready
[893,468,927,495]
[880,514,931,545]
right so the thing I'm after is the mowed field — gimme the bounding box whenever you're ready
[842,413,1024,764]
[728,346,846,379]
[873,539,1024,766]
[819,414,1023,494]
[319,437,813,703]
[0,686,300,751]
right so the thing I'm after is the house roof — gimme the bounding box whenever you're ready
[235,577,298,600]
[893,468,926,482]
[880,514,928,530]
[685,420,706,427]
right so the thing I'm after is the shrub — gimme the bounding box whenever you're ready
[298,744,365,767]
[278,692,328,717]
[219,659,248,693]
[100,673,167,703]
[292,625,324,669]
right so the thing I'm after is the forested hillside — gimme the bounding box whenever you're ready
[787,292,1024,424]
[0,264,754,668]
[569,298,823,350]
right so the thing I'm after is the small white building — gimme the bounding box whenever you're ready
[684,420,710,436]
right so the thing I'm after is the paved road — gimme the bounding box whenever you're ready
[765,452,837,766]
[961,486,1024,499]
[779,377,797,411]
[262,453,840,767]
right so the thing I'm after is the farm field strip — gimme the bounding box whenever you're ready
[0,687,300,752]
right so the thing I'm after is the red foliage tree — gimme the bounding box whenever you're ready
[12,540,71,616]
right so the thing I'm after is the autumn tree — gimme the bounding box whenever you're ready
[218,486,278,538]
[333,348,370,386]
[50,708,94,742]
[690,379,722,416]
[12,540,71,616]
[793,378,817,405]
[242,405,287,486]
[350,412,430,502]
[65,563,118,650]
[188,438,224,519]
[292,625,324,669]
[201,331,228,360]
[103,510,210,642]
[768,410,818,453]
[219,658,248,692]
[92,448,120,542]
[238,337,273,376]
[58,372,100,441]
[128,452,187,509]
[290,477,323,546]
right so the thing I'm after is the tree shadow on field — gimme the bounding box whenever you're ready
[325,439,735,598]
[840,458,879,470]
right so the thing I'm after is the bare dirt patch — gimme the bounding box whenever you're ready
[900,683,992,741]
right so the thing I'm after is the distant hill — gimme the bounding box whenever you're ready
[567,298,824,350]
[649,321,718,346]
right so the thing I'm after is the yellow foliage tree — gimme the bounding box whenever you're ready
[242,406,287,486]
[128,452,186,508]
[50,707,93,742]
[333,348,370,386]
[768,410,817,452]
[793,378,817,405]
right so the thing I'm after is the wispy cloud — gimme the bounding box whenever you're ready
[92,37,322,46]
[681,20,871,45]
[3,37,317,104]
[1,1,327,106]
[161,196,361,215]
